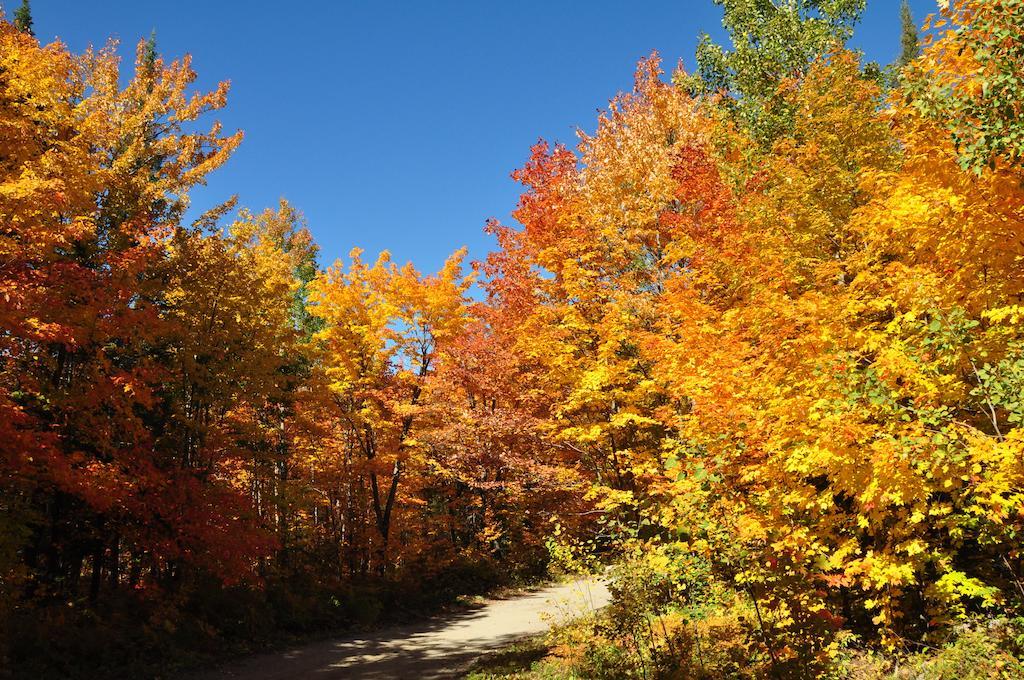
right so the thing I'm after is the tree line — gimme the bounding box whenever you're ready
[3,0,1024,677]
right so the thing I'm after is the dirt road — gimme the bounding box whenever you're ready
[190,577,610,680]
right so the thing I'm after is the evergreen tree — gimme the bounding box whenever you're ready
[12,0,33,36]
[896,0,921,68]
[142,30,158,74]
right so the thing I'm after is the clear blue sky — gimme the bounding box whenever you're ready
[29,0,936,274]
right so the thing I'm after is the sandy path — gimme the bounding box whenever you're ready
[190,577,610,680]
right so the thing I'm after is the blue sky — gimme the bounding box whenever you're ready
[29,0,936,274]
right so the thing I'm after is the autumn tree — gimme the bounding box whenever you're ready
[418,298,591,570]
[905,0,1024,173]
[7,1,1024,676]
[158,200,316,575]
[0,18,284,612]
[482,0,1024,661]
[309,249,473,572]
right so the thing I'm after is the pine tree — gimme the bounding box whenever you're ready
[12,0,33,36]
[142,30,158,74]
[896,0,921,68]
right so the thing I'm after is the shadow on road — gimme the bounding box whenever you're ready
[189,578,609,680]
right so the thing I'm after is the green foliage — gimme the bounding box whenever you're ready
[141,30,157,74]
[896,0,921,69]
[974,345,1024,427]
[828,619,1024,679]
[12,0,32,35]
[678,0,865,145]
[906,0,1024,173]
[905,629,1024,680]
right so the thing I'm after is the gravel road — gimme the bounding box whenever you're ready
[190,577,610,679]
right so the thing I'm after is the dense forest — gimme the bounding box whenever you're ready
[2,0,1024,677]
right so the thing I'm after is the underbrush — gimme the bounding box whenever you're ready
[469,611,1024,680]
[468,552,1024,680]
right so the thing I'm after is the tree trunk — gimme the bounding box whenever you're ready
[88,543,104,604]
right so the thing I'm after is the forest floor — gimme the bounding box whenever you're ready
[188,577,610,680]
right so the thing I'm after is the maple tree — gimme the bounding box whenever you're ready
[0,19,263,604]
[305,248,473,571]
[479,0,1024,670]
[905,0,1024,173]
[4,1,1024,677]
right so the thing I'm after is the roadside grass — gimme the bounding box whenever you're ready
[464,636,562,679]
